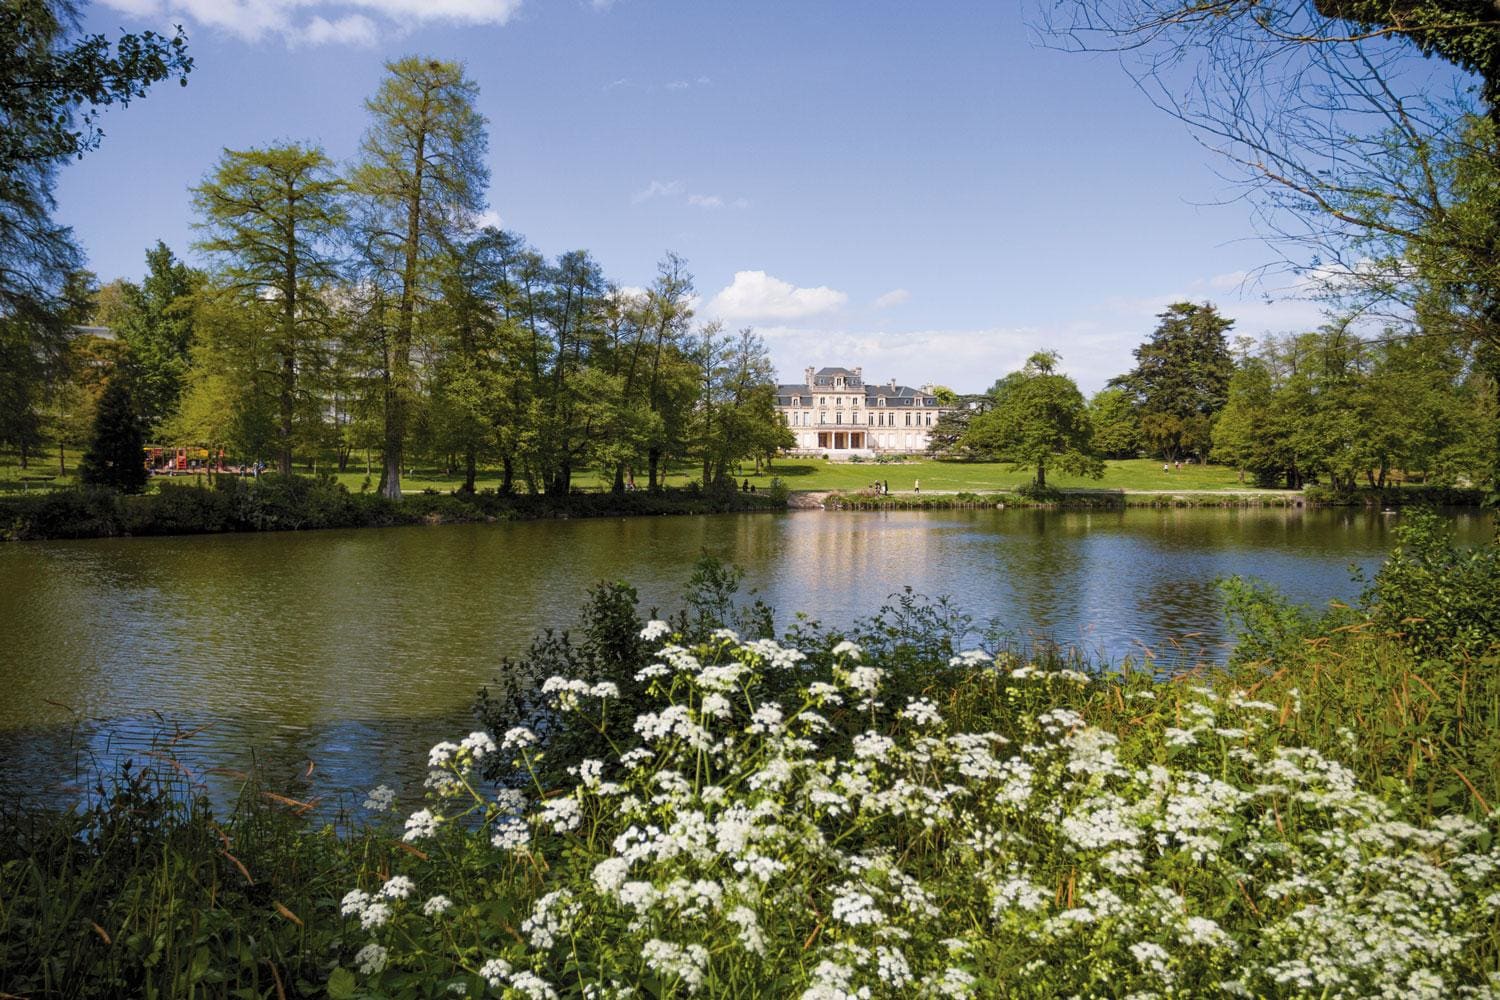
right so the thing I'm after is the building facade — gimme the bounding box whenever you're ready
[774,366,953,456]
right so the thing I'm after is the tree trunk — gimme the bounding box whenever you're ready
[461,446,476,493]
[500,453,514,496]
[612,462,625,495]
[383,377,404,500]
[1036,461,1046,489]
[648,448,662,491]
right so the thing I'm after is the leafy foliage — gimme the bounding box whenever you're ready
[1111,302,1234,462]
[962,351,1103,488]
[77,378,146,493]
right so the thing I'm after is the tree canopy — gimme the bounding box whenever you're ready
[962,351,1103,489]
[1112,302,1235,462]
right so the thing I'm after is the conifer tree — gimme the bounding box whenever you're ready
[79,377,148,493]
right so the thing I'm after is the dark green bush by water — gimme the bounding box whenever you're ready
[0,475,785,541]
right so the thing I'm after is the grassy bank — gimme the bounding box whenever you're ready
[3,520,1497,998]
[8,450,1484,506]
[0,475,786,542]
[821,484,1480,509]
[823,489,1305,510]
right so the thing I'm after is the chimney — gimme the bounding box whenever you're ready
[853,366,862,379]
[889,378,897,390]
[805,366,815,388]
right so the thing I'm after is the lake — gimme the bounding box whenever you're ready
[0,506,1488,809]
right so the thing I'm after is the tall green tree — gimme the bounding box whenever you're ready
[111,242,199,433]
[352,57,489,500]
[78,375,147,493]
[1,0,190,322]
[924,395,992,460]
[1,2,189,464]
[1112,302,1234,462]
[963,351,1102,489]
[426,228,523,492]
[191,144,346,474]
[1086,386,1142,459]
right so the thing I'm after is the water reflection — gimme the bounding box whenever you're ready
[0,506,1489,809]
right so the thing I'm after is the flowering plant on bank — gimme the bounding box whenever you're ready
[338,625,1500,999]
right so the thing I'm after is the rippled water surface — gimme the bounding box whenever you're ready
[0,507,1488,807]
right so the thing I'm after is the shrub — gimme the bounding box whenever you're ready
[121,482,235,535]
[349,631,1500,998]
[1360,508,1500,662]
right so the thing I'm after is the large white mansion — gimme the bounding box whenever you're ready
[775,366,954,456]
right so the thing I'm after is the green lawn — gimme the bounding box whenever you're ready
[742,457,1257,493]
[2,449,1265,496]
[323,457,1261,494]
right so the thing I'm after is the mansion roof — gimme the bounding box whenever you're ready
[775,382,940,408]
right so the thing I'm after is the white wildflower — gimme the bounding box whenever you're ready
[491,815,530,851]
[479,957,512,988]
[502,727,538,750]
[378,875,415,900]
[460,730,496,758]
[427,741,459,767]
[402,808,438,842]
[639,620,671,641]
[362,784,396,812]
[354,942,388,975]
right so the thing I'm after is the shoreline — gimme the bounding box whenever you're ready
[2,479,1486,542]
[811,484,1487,510]
[0,479,786,542]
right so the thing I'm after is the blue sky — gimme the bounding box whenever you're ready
[62,0,1345,393]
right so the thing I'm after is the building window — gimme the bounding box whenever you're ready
[926,413,932,426]
[868,413,874,425]
[820,397,826,406]
[836,413,842,425]
[905,413,911,426]
[819,410,826,424]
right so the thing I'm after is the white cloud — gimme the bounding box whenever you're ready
[299,14,379,46]
[708,271,848,322]
[873,288,910,309]
[759,325,1037,394]
[631,179,683,204]
[100,0,521,45]
[665,80,691,91]
[602,77,632,93]
[748,267,1362,397]
[474,207,504,229]
[687,194,724,209]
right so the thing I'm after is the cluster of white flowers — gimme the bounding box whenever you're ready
[362,783,396,812]
[638,620,672,642]
[339,634,1500,998]
[541,675,620,710]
